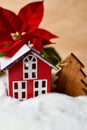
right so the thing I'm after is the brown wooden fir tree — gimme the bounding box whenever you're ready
[54,53,87,96]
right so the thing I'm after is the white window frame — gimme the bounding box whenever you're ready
[13,81,27,101]
[33,79,47,97]
[23,54,37,80]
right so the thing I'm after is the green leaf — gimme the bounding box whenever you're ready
[42,47,61,65]
[0,52,5,57]
[0,44,10,57]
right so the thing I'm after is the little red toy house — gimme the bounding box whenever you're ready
[0,44,60,101]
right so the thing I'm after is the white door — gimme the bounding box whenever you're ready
[34,80,47,97]
[13,81,27,101]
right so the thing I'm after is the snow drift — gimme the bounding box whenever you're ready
[0,75,87,130]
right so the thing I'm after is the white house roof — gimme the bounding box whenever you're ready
[0,44,61,71]
[0,45,30,70]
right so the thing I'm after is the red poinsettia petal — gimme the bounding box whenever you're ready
[5,40,26,57]
[0,41,21,53]
[18,1,44,33]
[32,38,56,52]
[0,7,22,33]
[42,39,56,45]
[0,41,14,52]
[0,41,13,47]
[21,32,56,51]
[0,34,32,57]
[32,28,58,40]
[0,31,12,42]
[32,38,43,52]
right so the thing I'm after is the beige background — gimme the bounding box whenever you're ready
[0,0,87,71]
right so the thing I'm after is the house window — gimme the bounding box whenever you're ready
[13,81,27,101]
[34,80,47,97]
[23,54,37,79]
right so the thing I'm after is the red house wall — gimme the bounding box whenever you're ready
[8,59,23,97]
[37,58,51,92]
[8,55,51,99]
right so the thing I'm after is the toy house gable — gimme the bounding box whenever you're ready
[0,45,60,100]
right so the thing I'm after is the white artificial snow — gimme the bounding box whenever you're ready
[0,76,87,130]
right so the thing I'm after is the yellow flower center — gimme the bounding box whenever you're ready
[11,32,26,40]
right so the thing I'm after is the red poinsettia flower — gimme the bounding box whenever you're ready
[0,1,57,57]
